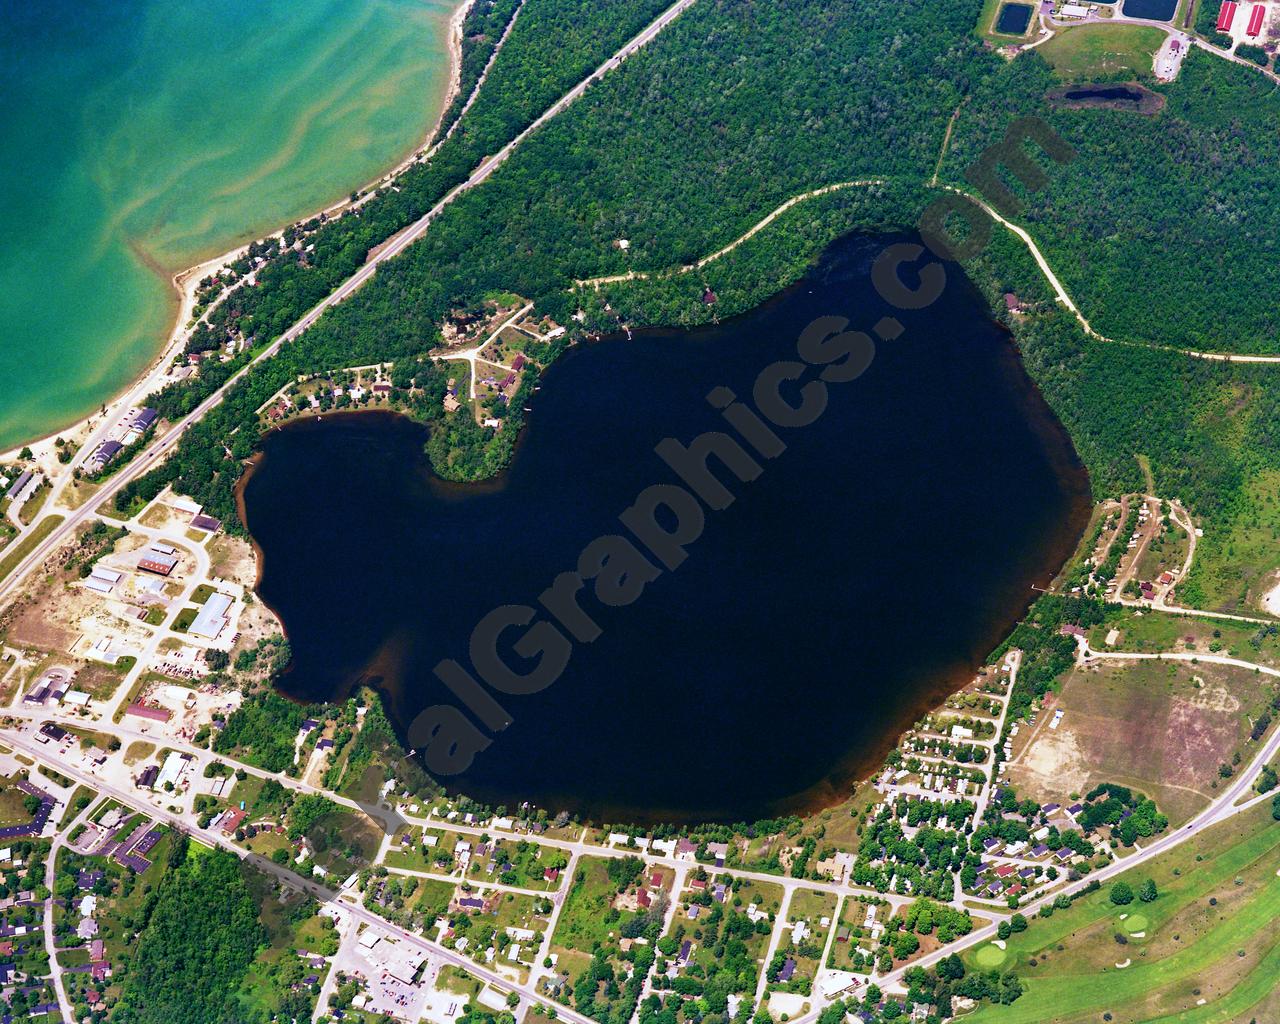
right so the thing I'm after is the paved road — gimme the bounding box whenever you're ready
[2,729,602,1024]
[0,0,700,609]
[785,706,1280,1006]
[45,797,99,1022]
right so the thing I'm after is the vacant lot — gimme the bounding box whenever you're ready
[552,856,636,955]
[962,801,1280,1024]
[1008,658,1276,823]
[1039,24,1166,80]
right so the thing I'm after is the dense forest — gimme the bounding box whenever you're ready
[118,0,1280,614]
[433,0,524,142]
[942,49,1280,355]
[113,842,266,1024]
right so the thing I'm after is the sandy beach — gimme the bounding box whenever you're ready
[1,0,475,469]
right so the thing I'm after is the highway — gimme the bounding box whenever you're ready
[0,0,699,607]
[790,707,1280,1007]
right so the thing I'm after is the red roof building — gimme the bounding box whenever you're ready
[1247,3,1265,34]
[221,808,248,835]
[1217,2,1237,31]
[125,703,172,723]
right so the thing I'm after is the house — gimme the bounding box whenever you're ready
[189,514,222,533]
[220,808,247,835]
[1054,847,1075,863]
[131,407,158,431]
[777,958,797,982]
[4,470,32,502]
[675,838,697,861]
[995,864,1015,878]
[677,940,694,966]
[636,888,651,909]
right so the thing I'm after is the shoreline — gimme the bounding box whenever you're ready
[233,257,1093,828]
[1,0,475,467]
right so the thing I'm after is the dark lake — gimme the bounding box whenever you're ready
[1121,0,1177,19]
[1064,86,1145,102]
[996,2,1033,34]
[241,234,1091,826]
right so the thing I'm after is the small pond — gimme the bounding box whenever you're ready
[996,2,1034,33]
[1121,0,1178,20]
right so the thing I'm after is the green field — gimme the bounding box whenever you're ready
[552,857,638,954]
[963,801,1280,1024]
[1181,470,1280,614]
[1039,24,1167,80]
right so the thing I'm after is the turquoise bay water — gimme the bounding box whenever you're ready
[0,0,454,450]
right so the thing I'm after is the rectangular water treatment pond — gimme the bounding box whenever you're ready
[1121,0,1177,19]
[996,2,1034,33]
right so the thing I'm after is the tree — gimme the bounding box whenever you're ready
[1109,881,1134,906]
[937,953,965,981]
[1139,879,1158,903]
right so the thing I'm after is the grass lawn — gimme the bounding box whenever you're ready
[973,943,1008,969]
[123,741,156,766]
[0,781,36,827]
[171,606,198,633]
[58,786,96,827]
[16,482,50,526]
[962,801,1280,1024]
[1039,24,1167,80]
[1181,469,1280,614]
[1087,607,1280,668]
[0,515,65,582]
[552,856,636,954]
[414,877,458,921]
[191,583,216,604]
